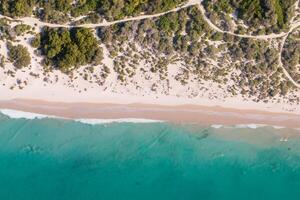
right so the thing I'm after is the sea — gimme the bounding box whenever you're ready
[0,110,299,200]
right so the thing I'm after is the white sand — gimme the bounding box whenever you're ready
[0,0,299,117]
[0,34,299,115]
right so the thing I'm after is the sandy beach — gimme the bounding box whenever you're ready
[0,99,300,129]
[1,1,300,200]
[1,41,300,129]
[0,0,299,130]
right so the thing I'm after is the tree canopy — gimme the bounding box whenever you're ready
[203,0,297,32]
[0,0,187,22]
[36,27,103,73]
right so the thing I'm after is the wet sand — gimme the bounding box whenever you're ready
[0,99,300,129]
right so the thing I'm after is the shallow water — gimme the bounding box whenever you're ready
[0,113,299,200]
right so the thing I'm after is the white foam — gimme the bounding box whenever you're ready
[210,123,292,130]
[0,109,298,130]
[235,124,264,129]
[211,124,223,129]
[75,118,164,125]
[0,109,164,124]
[272,126,285,130]
[0,109,48,119]
[279,137,289,142]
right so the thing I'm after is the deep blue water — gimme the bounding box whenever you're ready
[0,113,299,200]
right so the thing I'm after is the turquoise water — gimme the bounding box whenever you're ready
[0,113,300,200]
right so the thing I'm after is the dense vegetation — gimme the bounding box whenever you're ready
[33,27,103,73]
[97,5,296,99]
[0,0,35,17]
[14,24,32,36]
[71,0,186,20]
[0,55,4,68]
[282,33,300,84]
[0,19,11,40]
[37,0,73,24]
[202,0,297,34]
[0,0,187,23]
[1,1,298,100]
[98,7,212,56]
[7,42,31,68]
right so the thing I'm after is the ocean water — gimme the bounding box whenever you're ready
[0,112,299,200]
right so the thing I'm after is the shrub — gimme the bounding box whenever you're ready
[7,42,31,68]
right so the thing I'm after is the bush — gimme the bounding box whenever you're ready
[7,42,31,68]
[14,24,31,35]
[31,35,41,48]
[38,27,103,73]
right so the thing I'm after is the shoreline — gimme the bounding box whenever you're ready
[0,99,300,130]
[0,0,299,133]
